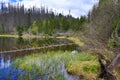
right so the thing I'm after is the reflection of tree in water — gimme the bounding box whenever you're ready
[0,37,77,69]
[0,54,11,69]
[16,37,75,50]
[17,37,24,45]
[28,38,54,47]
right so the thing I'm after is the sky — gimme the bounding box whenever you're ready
[0,0,99,18]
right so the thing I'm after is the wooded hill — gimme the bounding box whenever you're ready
[0,3,87,35]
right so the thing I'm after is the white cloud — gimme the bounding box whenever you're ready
[7,0,99,18]
[0,0,9,2]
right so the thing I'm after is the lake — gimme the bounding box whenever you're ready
[0,37,81,80]
[0,37,77,69]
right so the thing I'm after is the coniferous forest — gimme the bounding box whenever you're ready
[0,0,120,80]
[0,2,87,35]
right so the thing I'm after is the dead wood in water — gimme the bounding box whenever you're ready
[98,53,120,80]
[0,43,75,54]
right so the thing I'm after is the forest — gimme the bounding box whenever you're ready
[0,2,87,36]
[0,0,120,80]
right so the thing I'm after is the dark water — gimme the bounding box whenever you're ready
[0,37,79,80]
[0,37,77,69]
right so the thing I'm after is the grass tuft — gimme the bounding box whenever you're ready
[11,51,99,80]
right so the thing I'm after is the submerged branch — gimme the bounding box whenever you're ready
[0,43,75,54]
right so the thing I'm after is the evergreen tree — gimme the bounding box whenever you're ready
[17,25,24,37]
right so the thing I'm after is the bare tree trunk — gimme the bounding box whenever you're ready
[107,54,120,70]
[98,53,120,80]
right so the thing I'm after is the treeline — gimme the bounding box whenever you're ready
[0,2,87,35]
[88,0,120,42]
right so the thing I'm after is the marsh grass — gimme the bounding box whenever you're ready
[67,37,85,46]
[11,51,99,80]
[0,34,18,38]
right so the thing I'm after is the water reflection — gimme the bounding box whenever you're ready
[0,37,77,69]
[0,54,10,69]
[17,37,24,45]
[0,37,80,80]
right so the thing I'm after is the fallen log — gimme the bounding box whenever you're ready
[98,53,120,80]
[107,54,120,70]
[98,57,116,80]
[0,43,75,54]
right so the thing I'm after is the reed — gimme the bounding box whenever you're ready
[11,51,99,80]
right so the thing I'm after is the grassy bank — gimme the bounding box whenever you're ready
[0,34,53,39]
[67,36,85,46]
[0,34,66,39]
[0,34,18,38]
[11,51,100,80]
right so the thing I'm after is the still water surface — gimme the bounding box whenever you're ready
[0,37,77,69]
[0,37,80,80]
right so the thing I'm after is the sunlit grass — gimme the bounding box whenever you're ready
[67,37,85,46]
[11,51,99,80]
[0,34,65,39]
[66,61,100,80]
[0,34,18,38]
[0,34,53,39]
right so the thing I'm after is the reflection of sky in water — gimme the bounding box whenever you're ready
[0,54,10,69]
[0,37,77,71]
[0,38,79,80]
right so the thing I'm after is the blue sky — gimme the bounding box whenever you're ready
[0,0,99,18]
